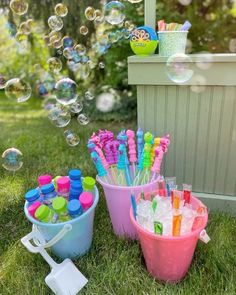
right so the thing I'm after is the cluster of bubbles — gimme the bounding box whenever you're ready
[1,147,23,171]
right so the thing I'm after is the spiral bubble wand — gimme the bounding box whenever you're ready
[126,130,137,181]
[136,128,144,166]
[117,144,127,186]
[91,151,110,184]
[151,146,164,182]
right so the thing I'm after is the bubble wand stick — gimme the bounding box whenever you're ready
[126,130,137,182]
[117,144,127,186]
[91,151,110,184]
[151,146,164,182]
[140,132,153,185]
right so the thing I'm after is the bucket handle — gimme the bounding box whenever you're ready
[21,223,72,253]
[199,229,211,244]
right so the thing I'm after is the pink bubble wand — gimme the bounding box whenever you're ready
[126,130,137,181]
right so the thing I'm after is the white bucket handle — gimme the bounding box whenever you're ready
[21,223,72,253]
[199,229,211,244]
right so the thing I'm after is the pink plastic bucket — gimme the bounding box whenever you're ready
[130,194,208,282]
[97,177,159,239]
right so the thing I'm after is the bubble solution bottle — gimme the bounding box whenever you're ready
[82,176,95,192]
[67,199,83,219]
[69,169,82,184]
[69,181,83,201]
[28,201,41,219]
[52,197,70,222]
[35,204,57,223]
[38,174,52,187]
[56,176,70,200]
[41,183,57,206]
[25,189,42,205]
[79,192,93,211]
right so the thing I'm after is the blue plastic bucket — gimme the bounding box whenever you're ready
[24,185,99,260]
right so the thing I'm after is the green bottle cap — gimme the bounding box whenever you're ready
[154,221,163,235]
[35,205,50,221]
[52,197,67,214]
[83,176,95,191]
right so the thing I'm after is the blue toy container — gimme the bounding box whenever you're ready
[24,185,99,260]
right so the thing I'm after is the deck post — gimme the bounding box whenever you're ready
[145,0,156,29]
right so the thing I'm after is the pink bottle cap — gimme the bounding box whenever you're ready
[38,175,52,186]
[56,176,70,194]
[28,201,41,218]
[79,192,93,211]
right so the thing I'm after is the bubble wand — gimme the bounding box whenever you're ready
[117,144,127,186]
[136,128,144,166]
[91,151,110,184]
[139,132,153,185]
[151,146,164,182]
[126,130,137,181]
[104,140,119,185]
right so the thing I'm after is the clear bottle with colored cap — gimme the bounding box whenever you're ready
[35,204,57,223]
[38,174,52,187]
[56,176,70,200]
[82,177,95,192]
[28,201,41,219]
[52,197,70,222]
[69,182,83,201]
[25,189,42,205]
[69,169,82,183]
[79,192,93,211]
[67,199,83,219]
[41,183,57,206]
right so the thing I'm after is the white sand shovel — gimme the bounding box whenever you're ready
[21,224,88,295]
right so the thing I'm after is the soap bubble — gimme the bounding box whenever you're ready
[19,21,31,35]
[229,39,236,53]
[108,32,120,43]
[85,6,96,21]
[47,57,62,73]
[62,36,74,48]
[195,52,213,70]
[63,47,74,59]
[74,44,86,56]
[96,92,115,112]
[85,91,94,101]
[55,3,68,17]
[48,15,63,31]
[10,0,28,15]
[5,78,32,102]
[0,75,7,89]
[64,130,80,146]
[77,113,90,125]
[49,31,62,43]
[99,62,105,69]
[94,9,104,24]
[70,100,83,113]
[55,78,78,105]
[15,32,27,43]
[52,38,63,49]
[190,75,207,93]
[104,1,125,25]
[48,105,71,127]
[79,26,89,36]
[2,148,23,172]
[178,0,192,5]
[127,0,143,3]
[166,54,194,84]
[42,96,57,110]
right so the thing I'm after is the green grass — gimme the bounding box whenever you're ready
[0,94,236,295]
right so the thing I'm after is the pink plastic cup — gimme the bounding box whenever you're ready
[130,194,208,282]
[97,177,159,239]
[38,175,52,187]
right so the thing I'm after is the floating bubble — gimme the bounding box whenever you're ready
[42,96,57,110]
[124,20,135,32]
[70,100,83,113]
[10,0,28,15]
[94,9,104,24]
[108,31,120,43]
[127,0,143,3]
[15,32,27,43]
[97,34,109,46]
[19,21,31,35]
[178,0,192,5]
[48,105,71,127]
[2,148,23,172]
[85,6,95,21]
[48,15,63,31]
[26,18,34,30]
[5,78,32,102]
[49,31,62,43]
[96,92,115,112]
[64,130,80,147]
[55,3,68,17]
[190,75,207,93]
[77,113,90,125]
[79,26,89,36]
[85,91,94,101]
[52,38,63,49]
[166,54,194,84]
[74,44,86,56]
[62,36,74,48]
[99,62,105,69]
[195,52,213,70]
[47,57,62,73]
[55,78,78,105]
[104,1,125,25]
[0,75,7,89]
[229,39,236,53]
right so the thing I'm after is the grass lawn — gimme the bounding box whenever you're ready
[0,93,235,295]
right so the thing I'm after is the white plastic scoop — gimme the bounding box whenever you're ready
[21,224,88,295]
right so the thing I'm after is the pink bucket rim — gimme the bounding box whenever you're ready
[130,195,208,241]
[97,175,159,191]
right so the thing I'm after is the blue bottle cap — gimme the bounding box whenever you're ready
[68,199,83,216]
[69,169,82,181]
[69,187,81,197]
[71,181,82,190]
[25,189,40,202]
[41,183,55,194]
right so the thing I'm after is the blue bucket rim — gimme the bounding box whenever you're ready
[24,185,99,228]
